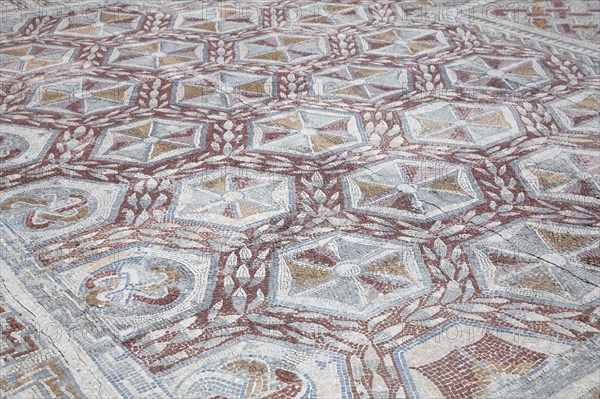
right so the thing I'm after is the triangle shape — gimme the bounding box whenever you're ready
[285,258,333,292]
[353,179,394,203]
[266,112,303,129]
[511,267,566,297]
[422,174,471,197]
[204,175,227,193]
[527,168,573,190]
[536,228,594,253]
[364,254,413,281]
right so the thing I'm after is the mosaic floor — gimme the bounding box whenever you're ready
[1,0,599,398]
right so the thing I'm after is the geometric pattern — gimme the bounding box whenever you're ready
[170,168,295,229]
[442,55,553,92]
[0,44,76,75]
[248,108,366,157]
[165,336,352,398]
[236,34,329,64]
[356,28,452,58]
[288,3,370,27]
[104,40,207,70]
[53,10,143,38]
[310,65,412,102]
[395,321,573,399]
[468,219,600,308]
[269,232,432,318]
[0,177,126,244]
[0,124,58,170]
[171,7,260,34]
[26,77,137,115]
[1,1,599,397]
[58,244,218,337]
[514,147,600,206]
[399,101,524,148]
[91,118,207,165]
[546,90,600,134]
[172,71,276,110]
[343,158,483,222]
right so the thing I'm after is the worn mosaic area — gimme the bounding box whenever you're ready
[1,0,599,398]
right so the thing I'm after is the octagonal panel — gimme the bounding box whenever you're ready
[236,33,329,64]
[442,55,552,92]
[164,335,351,398]
[0,177,127,244]
[26,77,137,116]
[0,124,58,170]
[91,118,207,165]
[467,219,599,308]
[343,158,483,222]
[288,3,370,27]
[172,6,260,34]
[395,321,573,399]
[546,90,600,134]
[172,71,276,110]
[0,44,76,75]
[105,40,206,70]
[53,10,142,38]
[269,232,432,318]
[356,28,452,58]
[399,101,524,148]
[170,167,295,229]
[514,146,600,206]
[248,108,366,157]
[310,64,412,102]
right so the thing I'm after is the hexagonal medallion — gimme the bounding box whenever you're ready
[269,232,432,318]
[172,71,276,110]
[0,44,76,75]
[467,219,599,308]
[91,118,207,165]
[356,28,452,58]
[248,108,366,157]
[172,6,260,34]
[514,146,600,206]
[343,158,483,222]
[442,55,552,92]
[105,40,206,70]
[170,167,295,229]
[53,10,142,38]
[27,77,137,116]
[546,90,600,134]
[288,3,370,27]
[237,34,328,64]
[399,101,524,148]
[310,64,412,102]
